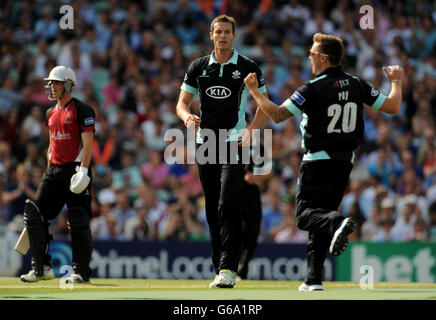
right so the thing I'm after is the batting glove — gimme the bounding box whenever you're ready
[70,166,90,194]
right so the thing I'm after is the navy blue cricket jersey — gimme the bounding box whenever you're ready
[181,49,266,143]
[282,66,387,162]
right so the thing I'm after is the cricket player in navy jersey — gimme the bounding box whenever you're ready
[20,66,95,284]
[176,15,268,288]
[244,33,403,291]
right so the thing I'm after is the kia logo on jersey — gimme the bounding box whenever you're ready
[206,86,231,99]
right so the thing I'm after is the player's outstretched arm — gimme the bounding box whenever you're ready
[379,65,404,114]
[244,73,293,123]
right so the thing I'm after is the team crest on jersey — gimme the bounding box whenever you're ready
[232,70,241,79]
[371,88,379,96]
[291,91,306,105]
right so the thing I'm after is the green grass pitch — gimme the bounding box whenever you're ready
[1,277,435,300]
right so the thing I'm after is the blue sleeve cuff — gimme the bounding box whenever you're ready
[258,85,267,94]
[180,83,198,95]
[371,94,386,110]
[282,99,302,116]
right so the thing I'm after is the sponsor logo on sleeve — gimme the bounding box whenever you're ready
[84,117,95,126]
[260,75,265,85]
[291,91,306,105]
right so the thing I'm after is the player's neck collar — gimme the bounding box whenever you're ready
[57,97,74,109]
[209,48,238,65]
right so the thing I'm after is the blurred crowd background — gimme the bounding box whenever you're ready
[0,0,435,245]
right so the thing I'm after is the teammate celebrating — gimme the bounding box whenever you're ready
[244,33,403,291]
[176,15,268,288]
[20,66,95,284]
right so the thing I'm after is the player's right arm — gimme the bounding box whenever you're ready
[176,90,200,128]
[244,73,293,123]
[378,65,404,114]
[177,60,201,128]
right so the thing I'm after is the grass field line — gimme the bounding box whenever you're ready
[0,277,436,290]
[1,278,436,300]
[2,288,436,300]
[1,278,436,290]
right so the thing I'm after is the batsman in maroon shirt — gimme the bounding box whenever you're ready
[20,66,95,284]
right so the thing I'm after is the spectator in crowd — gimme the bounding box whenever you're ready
[361,205,382,241]
[21,106,43,141]
[91,202,124,241]
[112,148,143,191]
[1,164,37,222]
[273,202,308,244]
[371,214,396,242]
[391,201,417,241]
[261,192,283,242]
[124,204,155,241]
[141,149,169,189]
[112,189,136,237]
[0,76,21,115]
[413,218,429,241]
[33,6,58,42]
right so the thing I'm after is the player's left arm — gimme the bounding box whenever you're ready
[246,67,268,129]
[362,65,403,115]
[80,131,93,169]
[379,66,403,114]
[77,104,96,170]
[244,73,293,123]
[247,93,269,129]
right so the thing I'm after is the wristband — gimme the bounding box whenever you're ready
[392,80,402,84]
[78,166,88,175]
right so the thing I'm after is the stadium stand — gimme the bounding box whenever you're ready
[0,0,435,244]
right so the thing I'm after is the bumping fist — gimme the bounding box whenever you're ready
[244,73,258,90]
[70,166,90,194]
[382,65,404,83]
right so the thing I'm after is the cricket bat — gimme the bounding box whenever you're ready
[14,227,30,255]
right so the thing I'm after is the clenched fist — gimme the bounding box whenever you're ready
[244,73,258,90]
[382,65,404,83]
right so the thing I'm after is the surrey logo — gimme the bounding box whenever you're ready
[206,86,231,99]
[232,70,241,79]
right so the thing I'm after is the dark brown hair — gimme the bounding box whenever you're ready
[313,33,344,66]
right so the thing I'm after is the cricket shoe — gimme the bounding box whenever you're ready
[20,266,55,282]
[209,269,236,288]
[209,274,219,288]
[65,273,89,284]
[298,282,324,291]
[329,217,356,256]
